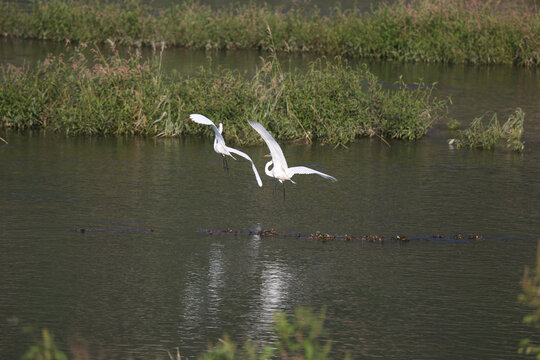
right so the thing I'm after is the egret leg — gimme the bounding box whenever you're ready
[222,155,229,173]
[273,181,278,195]
[282,182,286,201]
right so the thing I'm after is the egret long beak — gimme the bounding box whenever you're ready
[264,154,271,158]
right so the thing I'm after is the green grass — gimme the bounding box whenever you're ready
[0,45,448,145]
[21,327,68,360]
[0,0,538,66]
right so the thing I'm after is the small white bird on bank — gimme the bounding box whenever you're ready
[248,121,336,199]
[190,114,262,187]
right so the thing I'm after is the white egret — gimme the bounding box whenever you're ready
[248,121,337,199]
[190,114,262,187]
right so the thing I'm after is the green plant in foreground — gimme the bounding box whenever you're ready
[274,307,336,360]
[21,327,67,360]
[519,242,540,359]
[199,335,275,360]
[19,308,339,359]
[200,307,338,360]
[449,108,525,152]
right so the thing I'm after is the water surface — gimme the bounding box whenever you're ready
[1,133,539,359]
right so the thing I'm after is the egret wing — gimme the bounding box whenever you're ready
[227,147,263,187]
[287,166,337,182]
[190,114,226,144]
[248,121,288,168]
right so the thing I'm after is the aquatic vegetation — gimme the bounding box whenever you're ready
[0,0,538,66]
[0,46,447,145]
[449,109,525,152]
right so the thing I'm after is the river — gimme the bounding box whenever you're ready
[1,29,540,359]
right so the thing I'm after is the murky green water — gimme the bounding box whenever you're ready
[1,34,540,359]
[1,132,539,359]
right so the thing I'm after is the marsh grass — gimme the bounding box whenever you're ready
[0,44,447,145]
[450,108,525,152]
[0,0,538,66]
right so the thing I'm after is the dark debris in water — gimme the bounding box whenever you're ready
[70,227,155,233]
[199,229,483,243]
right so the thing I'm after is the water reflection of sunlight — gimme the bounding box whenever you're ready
[258,260,290,328]
[242,225,263,279]
[247,224,262,254]
[207,243,225,315]
[179,228,293,345]
[181,243,225,332]
[181,270,204,331]
[261,262,288,310]
[242,228,292,340]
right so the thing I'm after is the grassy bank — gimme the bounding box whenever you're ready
[0,45,447,145]
[0,0,538,66]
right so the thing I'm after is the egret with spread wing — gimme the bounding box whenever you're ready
[190,114,262,187]
[248,121,336,199]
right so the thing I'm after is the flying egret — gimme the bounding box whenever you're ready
[190,114,262,187]
[248,121,337,199]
